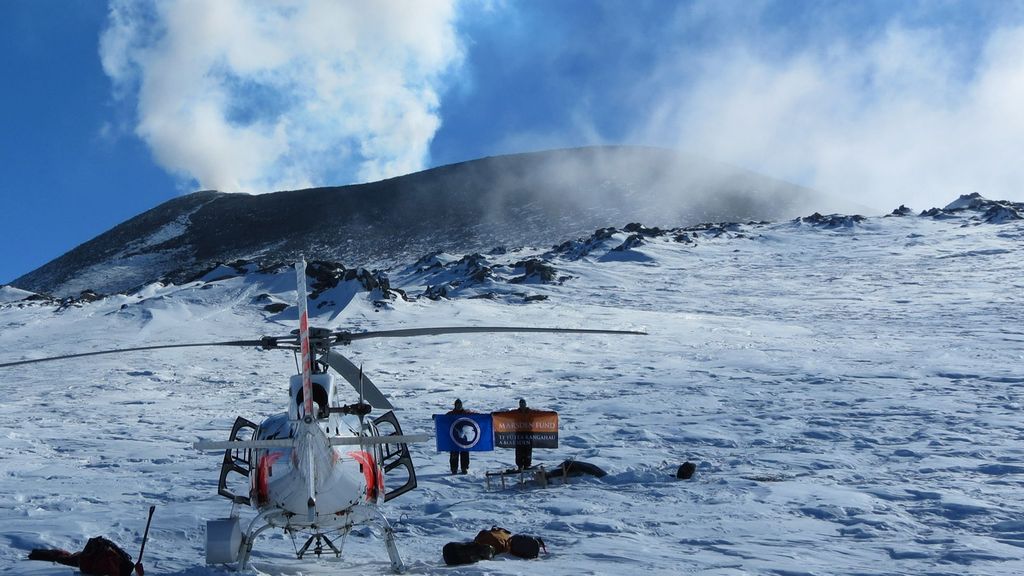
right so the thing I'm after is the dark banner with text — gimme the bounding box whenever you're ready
[492,409,558,449]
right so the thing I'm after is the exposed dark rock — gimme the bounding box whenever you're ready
[982,204,1023,224]
[550,227,618,260]
[612,233,645,252]
[944,192,989,211]
[510,259,559,284]
[677,462,697,480]
[623,223,667,237]
[424,284,449,300]
[468,292,499,300]
[919,194,1024,224]
[57,290,104,311]
[412,250,446,272]
[920,207,957,219]
[682,222,742,238]
[455,254,494,283]
[798,213,866,228]
[23,293,53,302]
[888,205,914,217]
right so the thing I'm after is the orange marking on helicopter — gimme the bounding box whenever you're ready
[348,451,380,501]
[256,451,285,505]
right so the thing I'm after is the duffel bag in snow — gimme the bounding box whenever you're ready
[509,534,546,559]
[442,541,495,566]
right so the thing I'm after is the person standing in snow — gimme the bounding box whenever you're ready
[515,398,533,470]
[447,399,471,474]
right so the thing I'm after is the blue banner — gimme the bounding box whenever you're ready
[435,413,494,452]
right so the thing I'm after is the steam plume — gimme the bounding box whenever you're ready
[100,0,462,192]
[631,19,1024,211]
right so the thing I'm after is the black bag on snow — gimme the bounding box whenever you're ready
[79,536,135,576]
[442,541,495,566]
[508,534,545,559]
[676,461,696,479]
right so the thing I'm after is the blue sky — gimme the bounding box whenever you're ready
[3,1,1024,286]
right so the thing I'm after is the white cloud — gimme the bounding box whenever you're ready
[636,21,1024,212]
[100,0,463,193]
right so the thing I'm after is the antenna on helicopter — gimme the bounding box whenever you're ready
[358,364,364,408]
[358,363,368,455]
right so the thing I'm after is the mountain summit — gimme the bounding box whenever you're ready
[14,146,844,297]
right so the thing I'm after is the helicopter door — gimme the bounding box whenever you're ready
[372,410,418,502]
[217,416,258,505]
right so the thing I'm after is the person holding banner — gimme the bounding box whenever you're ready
[491,400,557,470]
[515,398,533,470]
[447,399,471,474]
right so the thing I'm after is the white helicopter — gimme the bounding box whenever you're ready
[0,260,646,572]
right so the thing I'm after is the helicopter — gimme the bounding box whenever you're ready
[0,259,646,572]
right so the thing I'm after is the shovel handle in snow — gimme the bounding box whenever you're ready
[138,505,155,563]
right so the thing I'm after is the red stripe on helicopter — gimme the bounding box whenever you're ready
[348,451,383,502]
[299,310,313,416]
[256,451,284,505]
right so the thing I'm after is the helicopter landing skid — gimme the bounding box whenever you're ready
[379,509,405,573]
[223,507,406,573]
[234,509,281,571]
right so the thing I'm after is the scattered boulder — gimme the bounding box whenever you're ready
[943,192,989,211]
[798,213,866,228]
[919,193,1024,224]
[550,227,618,260]
[623,222,667,237]
[611,233,645,252]
[982,204,1023,224]
[424,284,449,300]
[682,222,742,238]
[676,462,697,480]
[510,259,559,284]
[58,290,104,310]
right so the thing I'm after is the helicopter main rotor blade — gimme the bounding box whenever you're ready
[325,351,395,410]
[335,326,647,343]
[0,340,268,369]
[194,434,431,451]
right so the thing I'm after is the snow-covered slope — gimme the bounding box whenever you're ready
[12,146,850,298]
[1,194,1022,575]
